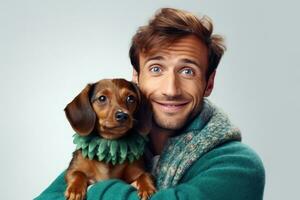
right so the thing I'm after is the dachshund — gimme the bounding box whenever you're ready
[64,79,156,200]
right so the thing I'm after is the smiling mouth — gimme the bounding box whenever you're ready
[153,100,189,113]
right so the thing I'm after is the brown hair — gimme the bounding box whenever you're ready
[129,8,226,78]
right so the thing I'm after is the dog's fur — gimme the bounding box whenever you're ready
[64,79,155,200]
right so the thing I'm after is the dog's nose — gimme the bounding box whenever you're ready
[115,111,129,122]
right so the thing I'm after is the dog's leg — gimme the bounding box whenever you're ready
[134,172,156,200]
[123,159,156,200]
[65,170,88,200]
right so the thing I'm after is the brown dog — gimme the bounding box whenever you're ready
[64,79,156,200]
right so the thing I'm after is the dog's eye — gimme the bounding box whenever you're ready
[126,95,135,104]
[98,95,107,103]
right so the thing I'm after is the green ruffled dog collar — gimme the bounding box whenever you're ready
[73,132,148,165]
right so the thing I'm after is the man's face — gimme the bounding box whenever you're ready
[133,35,215,131]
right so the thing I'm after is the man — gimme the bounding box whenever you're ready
[36,8,265,200]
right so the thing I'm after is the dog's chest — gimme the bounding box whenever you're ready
[93,161,127,181]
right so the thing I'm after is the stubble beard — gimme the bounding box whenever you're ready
[149,92,203,132]
[152,111,188,131]
[152,100,203,132]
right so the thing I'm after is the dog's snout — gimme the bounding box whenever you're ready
[115,111,129,122]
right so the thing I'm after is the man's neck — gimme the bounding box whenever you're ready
[149,124,175,156]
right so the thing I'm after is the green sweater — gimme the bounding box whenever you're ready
[35,99,265,199]
[35,141,265,200]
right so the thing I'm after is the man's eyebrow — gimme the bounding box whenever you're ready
[145,55,164,63]
[180,58,201,68]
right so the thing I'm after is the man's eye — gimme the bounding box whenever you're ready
[180,68,194,76]
[149,66,162,73]
[98,95,107,103]
[126,95,136,104]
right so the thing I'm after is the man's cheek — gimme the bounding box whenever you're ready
[139,79,155,96]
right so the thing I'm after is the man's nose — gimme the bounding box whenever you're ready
[161,72,182,97]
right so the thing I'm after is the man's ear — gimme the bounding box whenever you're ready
[64,84,96,136]
[132,68,138,84]
[204,70,216,97]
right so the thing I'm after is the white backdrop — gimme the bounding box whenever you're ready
[0,0,299,199]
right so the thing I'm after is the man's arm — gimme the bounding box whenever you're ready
[34,171,66,200]
[35,141,265,200]
[88,141,265,200]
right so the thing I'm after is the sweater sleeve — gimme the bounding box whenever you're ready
[34,171,67,200]
[34,141,265,200]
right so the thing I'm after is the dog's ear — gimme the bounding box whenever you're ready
[132,83,152,136]
[64,84,96,136]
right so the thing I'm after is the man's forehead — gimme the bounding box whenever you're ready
[140,35,208,60]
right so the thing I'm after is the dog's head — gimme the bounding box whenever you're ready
[64,79,152,139]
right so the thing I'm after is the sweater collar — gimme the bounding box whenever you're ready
[154,98,242,189]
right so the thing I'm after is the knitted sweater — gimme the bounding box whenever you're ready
[35,100,265,200]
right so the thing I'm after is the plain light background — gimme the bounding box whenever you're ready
[1,0,299,199]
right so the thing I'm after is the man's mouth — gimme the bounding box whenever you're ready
[152,100,190,113]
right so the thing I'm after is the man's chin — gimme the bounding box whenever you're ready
[154,116,187,131]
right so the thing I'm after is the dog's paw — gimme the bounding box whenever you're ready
[65,183,87,200]
[137,184,156,200]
